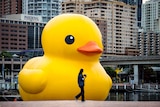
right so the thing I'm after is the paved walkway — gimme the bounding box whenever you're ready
[0,101,160,107]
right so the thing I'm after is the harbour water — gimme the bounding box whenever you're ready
[106,91,160,101]
[1,91,160,101]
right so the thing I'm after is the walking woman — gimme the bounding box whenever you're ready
[75,68,86,102]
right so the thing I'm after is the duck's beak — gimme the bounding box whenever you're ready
[77,41,103,55]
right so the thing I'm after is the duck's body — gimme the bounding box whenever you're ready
[18,14,112,101]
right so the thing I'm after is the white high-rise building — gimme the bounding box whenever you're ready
[22,0,62,22]
[141,0,160,32]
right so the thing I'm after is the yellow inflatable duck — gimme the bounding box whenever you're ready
[18,14,112,101]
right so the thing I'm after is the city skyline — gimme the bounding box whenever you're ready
[0,0,160,56]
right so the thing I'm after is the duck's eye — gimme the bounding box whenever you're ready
[65,35,74,44]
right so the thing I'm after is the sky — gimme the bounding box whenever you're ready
[143,0,149,3]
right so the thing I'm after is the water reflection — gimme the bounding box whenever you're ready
[106,91,160,101]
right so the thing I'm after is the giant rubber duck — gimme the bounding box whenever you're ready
[18,13,112,101]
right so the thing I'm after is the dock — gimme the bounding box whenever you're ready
[111,83,133,91]
[111,83,160,92]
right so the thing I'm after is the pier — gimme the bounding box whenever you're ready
[111,83,160,92]
[111,83,134,91]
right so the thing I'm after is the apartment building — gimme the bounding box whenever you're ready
[141,0,160,32]
[138,29,160,56]
[117,0,142,27]
[0,21,27,50]
[62,0,85,14]
[22,0,62,22]
[62,0,138,56]
[0,0,22,17]
[0,14,45,51]
[139,0,160,56]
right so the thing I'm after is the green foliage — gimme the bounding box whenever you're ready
[0,50,12,58]
[104,67,116,78]
[143,66,156,83]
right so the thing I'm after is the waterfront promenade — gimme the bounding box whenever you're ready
[1,101,160,107]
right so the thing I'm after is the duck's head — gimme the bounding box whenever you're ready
[42,14,103,61]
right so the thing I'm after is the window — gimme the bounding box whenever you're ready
[11,30,17,32]
[10,34,17,37]
[2,33,8,36]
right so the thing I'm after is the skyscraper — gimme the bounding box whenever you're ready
[22,0,62,22]
[141,0,160,32]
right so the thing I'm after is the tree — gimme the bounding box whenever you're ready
[139,65,156,83]
[104,67,116,78]
[143,66,156,83]
[0,50,12,58]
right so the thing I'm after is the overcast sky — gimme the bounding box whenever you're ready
[143,0,149,3]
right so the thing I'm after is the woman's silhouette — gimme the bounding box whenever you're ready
[75,68,86,101]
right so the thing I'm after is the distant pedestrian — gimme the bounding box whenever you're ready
[13,97,17,101]
[75,68,86,102]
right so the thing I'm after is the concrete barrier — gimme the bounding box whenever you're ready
[0,101,160,107]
